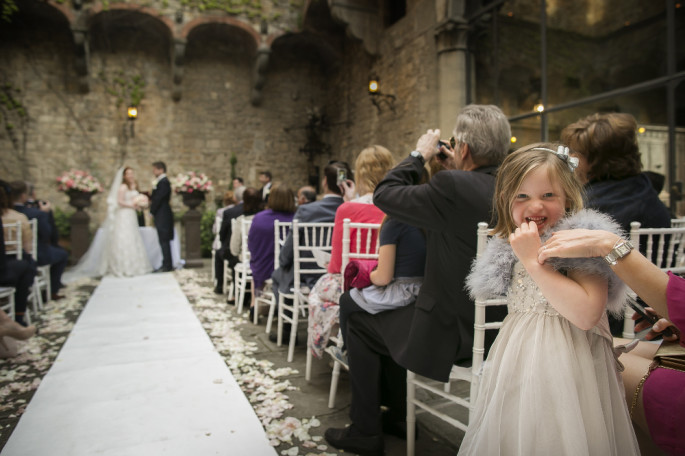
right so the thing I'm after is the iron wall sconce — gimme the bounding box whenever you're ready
[127,105,137,138]
[368,74,396,113]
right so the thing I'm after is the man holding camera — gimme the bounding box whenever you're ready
[324,105,511,454]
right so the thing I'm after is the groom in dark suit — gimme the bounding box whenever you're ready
[150,161,174,272]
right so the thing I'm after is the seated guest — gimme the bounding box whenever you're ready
[229,187,262,267]
[247,184,296,316]
[561,112,672,335]
[1,182,32,255]
[0,184,38,326]
[307,146,395,358]
[269,161,352,342]
[215,187,245,295]
[24,181,62,246]
[297,186,317,206]
[10,180,68,300]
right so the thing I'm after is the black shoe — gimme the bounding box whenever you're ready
[214,286,223,295]
[324,425,383,456]
[153,267,173,273]
[381,417,418,441]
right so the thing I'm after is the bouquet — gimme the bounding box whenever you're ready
[56,169,104,194]
[172,171,213,193]
[134,194,149,209]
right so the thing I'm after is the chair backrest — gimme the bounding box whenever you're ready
[3,221,23,259]
[292,219,335,289]
[469,222,508,414]
[629,221,685,274]
[340,218,381,273]
[671,217,685,229]
[29,218,39,259]
[240,217,252,263]
[273,220,291,263]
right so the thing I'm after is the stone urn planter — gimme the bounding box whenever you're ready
[180,191,205,268]
[181,190,205,209]
[66,191,96,262]
[67,190,95,210]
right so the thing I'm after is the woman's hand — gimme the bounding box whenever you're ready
[633,308,681,342]
[510,221,542,266]
[538,229,620,264]
[340,179,356,202]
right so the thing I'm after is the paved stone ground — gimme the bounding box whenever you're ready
[0,262,468,455]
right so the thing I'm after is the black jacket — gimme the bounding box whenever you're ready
[150,176,174,241]
[372,156,502,382]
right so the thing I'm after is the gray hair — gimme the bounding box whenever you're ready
[453,104,511,167]
[234,186,245,203]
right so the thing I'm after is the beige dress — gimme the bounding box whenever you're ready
[458,262,640,455]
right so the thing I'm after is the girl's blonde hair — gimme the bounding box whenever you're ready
[491,143,585,239]
[354,145,395,196]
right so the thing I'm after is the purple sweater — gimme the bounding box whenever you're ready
[247,209,294,289]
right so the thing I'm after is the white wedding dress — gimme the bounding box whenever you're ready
[63,167,153,281]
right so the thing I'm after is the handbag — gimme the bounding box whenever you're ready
[654,340,685,372]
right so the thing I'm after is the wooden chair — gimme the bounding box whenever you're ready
[406,222,508,456]
[253,220,290,331]
[322,218,381,407]
[277,220,334,363]
[233,217,253,314]
[622,221,685,338]
[29,218,48,309]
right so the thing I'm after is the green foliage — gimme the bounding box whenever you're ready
[53,207,73,238]
[179,0,264,18]
[1,0,19,23]
[200,209,216,258]
[99,70,146,109]
[0,82,27,150]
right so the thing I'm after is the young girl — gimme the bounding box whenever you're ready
[459,144,640,455]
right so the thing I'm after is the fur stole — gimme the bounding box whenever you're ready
[465,209,627,317]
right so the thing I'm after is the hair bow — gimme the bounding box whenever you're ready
[532,145,579,172]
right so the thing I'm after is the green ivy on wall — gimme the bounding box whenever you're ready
[99,70,146,108]
[0,82,28,150]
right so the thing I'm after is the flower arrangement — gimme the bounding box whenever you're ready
[56,169,104,194]
[172,171,213,193]
[134,194,149,209]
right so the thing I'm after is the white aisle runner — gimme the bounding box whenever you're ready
[1,274,276,456]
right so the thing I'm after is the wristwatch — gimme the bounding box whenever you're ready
[604,239,634,266]
[410,150,425,163]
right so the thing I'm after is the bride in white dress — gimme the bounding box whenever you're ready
[63,166,153,281]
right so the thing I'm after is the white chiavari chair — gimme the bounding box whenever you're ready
[277,220,334,363]
[253,220,290,331]
[322,218,381,407]
[233,217,253,314]
[29,218,48,309]
[622,221,685,338]
[406,222,508,456]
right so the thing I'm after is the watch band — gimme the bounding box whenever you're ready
[409,150,425,164]
[604,239,634,266]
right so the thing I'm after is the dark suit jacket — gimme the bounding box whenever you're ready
[372,156,502,382]
[150,176,174,241]
[219,202,243,268]
[14,203,52,263]
[272,195,343,293]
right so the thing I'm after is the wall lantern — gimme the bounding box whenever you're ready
[533,103,545,113]
[127,105,137,138]
[368,73,396,113]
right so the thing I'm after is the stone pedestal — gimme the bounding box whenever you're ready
[67,191,94,263]
[181,191,205,268]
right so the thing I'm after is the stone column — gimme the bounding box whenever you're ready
[70,211,90,263]
[181,209,203,268]
[435,0,468,135]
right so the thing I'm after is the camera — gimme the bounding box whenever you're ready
[436,140,450,160]
[337,169,347,185]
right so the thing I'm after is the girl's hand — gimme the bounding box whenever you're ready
[510,221,542,266]
[633,309,681,342]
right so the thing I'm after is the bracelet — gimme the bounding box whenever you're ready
[603,238,634,266]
